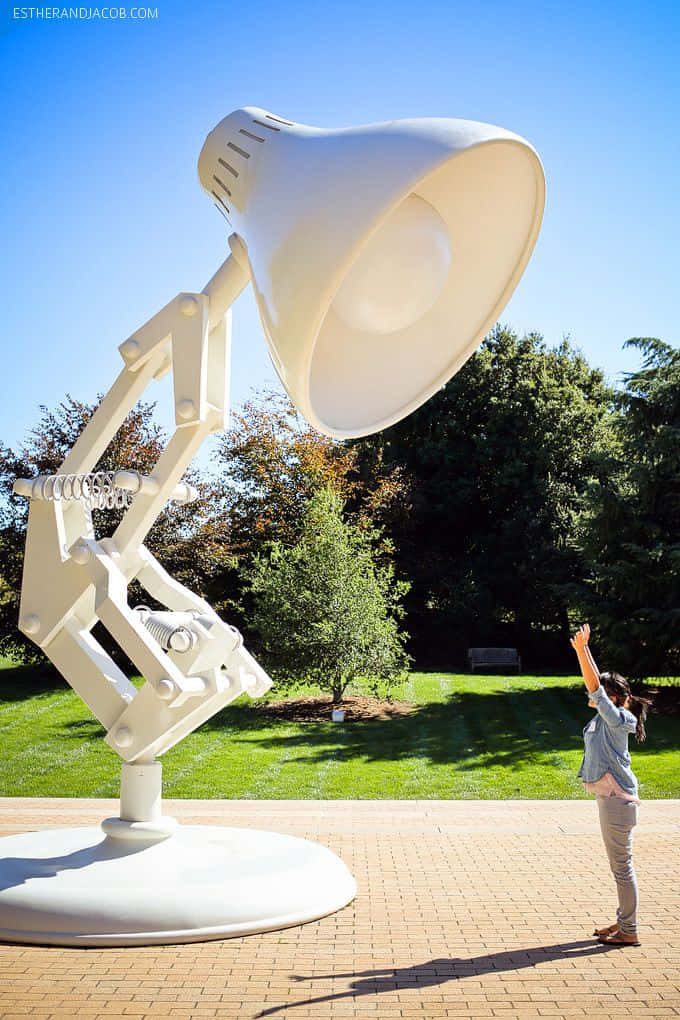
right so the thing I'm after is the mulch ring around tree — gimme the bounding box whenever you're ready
[259,695,416,723]
[258,684,680,723]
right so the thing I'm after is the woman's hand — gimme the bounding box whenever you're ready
[571,623,600,692]
[570,623,590,652]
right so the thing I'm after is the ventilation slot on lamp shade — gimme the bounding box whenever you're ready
[227,141,251,160]
[211,191,230,216]
[252,119,280,132]
[218,157,239,178]
[239,128,265,143]
[213,175,232,197]
[265,113,294,126]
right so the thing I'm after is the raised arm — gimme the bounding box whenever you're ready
[570,623,600,693]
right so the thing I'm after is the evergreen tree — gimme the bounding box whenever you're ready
[351,326,617,667]
[576,338,680,677]
[247,488,410,703]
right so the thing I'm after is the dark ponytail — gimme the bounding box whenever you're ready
[629,694,652,743]
[600,671,653,743]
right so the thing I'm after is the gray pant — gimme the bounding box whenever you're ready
[597,794,639,934]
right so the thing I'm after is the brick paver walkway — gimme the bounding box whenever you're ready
[0,798,678,1020]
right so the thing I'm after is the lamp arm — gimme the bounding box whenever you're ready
[15,242,271,769]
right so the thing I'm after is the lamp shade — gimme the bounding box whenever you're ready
[198,107,545,439]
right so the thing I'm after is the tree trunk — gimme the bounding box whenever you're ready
[331,682,343,705]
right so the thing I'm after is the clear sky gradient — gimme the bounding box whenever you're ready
[1,0,678,455]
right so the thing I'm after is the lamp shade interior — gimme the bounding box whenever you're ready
[308,139,542,437]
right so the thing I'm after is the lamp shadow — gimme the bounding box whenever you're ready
[0,834,152,892]
[255,941,618,1017]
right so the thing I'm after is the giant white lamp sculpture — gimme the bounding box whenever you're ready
[0,107,544,945]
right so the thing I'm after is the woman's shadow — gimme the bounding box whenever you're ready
[256,940,620,1017]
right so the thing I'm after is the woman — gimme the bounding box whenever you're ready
[571,623,651,947]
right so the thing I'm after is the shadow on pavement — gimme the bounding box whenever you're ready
[256,941,621,1016]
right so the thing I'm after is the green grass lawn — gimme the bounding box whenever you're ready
[0,658,677,799]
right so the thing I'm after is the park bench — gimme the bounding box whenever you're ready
[467,647,521,673]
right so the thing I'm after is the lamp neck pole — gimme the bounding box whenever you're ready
[202,234,250,327]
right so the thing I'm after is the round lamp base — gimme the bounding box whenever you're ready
[0,824,357,946]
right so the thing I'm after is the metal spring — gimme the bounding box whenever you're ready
[134,607,197,653]
[34,472,132,511]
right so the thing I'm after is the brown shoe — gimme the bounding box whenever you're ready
[593,922,619,937]
[598,929,641,946]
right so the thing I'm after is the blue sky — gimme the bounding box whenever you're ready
[1,0,678,457]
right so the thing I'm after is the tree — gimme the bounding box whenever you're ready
[575,338,680,677]
[209,388,405,631]
[351,326,617,667]
[247,488,410,703]
[0,395,225,664]
[213,390,357,552]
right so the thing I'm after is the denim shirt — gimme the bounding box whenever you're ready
[577,685,639,795]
